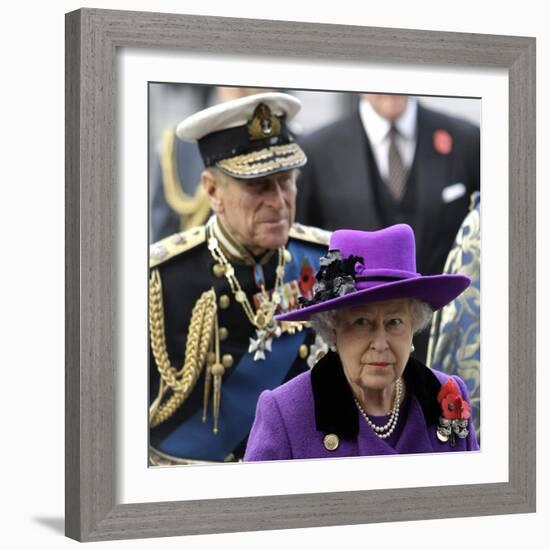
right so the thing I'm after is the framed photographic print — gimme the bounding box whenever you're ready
[65,8,535,542]
[147,82,482,466]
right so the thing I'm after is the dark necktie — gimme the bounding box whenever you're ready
[387,125,407,201]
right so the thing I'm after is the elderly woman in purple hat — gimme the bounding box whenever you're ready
[244,224,479,460]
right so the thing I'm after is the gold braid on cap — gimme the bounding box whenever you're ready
[217,143,306,177]
[149,268,217,427]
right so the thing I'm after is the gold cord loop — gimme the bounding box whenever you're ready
[160,128,211,230]
[149,268,217,427]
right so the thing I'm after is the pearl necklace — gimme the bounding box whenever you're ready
[354,378,403,439]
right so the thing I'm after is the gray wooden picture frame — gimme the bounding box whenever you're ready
[65,8,536,542]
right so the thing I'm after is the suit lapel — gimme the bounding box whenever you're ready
[338,114,383,230]
[410,106,448,268]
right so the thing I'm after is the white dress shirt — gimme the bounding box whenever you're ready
[359,97,418,181]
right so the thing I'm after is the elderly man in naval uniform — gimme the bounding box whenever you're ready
[149,92,330,465]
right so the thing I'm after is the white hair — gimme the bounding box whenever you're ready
[309,298,433,347]
[203,166,227,184]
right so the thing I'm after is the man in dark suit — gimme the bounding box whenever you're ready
[296,93,480,277]
[295,93,480,362]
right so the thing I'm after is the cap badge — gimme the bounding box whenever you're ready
[248,103,281,141]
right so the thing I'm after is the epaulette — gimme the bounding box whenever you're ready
[288,223,331,246]
[150,225,206,268]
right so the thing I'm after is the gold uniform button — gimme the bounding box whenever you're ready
[222,354,234,368]
[283,249,292,263]
[212,263,226,277]
[210,363,225,377]
[299,344,309,359]
[219,327,229,341]
[323,434,340,451]
[219,294,230,309]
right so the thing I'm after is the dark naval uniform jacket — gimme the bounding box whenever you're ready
[295,103,480,277]
[149,218,329,464]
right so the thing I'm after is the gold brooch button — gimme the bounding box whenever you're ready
[219,327,229,341]
[299,344,309,359]
[323,433,340,451]
[219,295,230,309]
[283,249,292,263]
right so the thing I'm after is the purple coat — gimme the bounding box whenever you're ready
[244,352,479,460]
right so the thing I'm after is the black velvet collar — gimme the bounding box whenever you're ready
[310,351,443,439]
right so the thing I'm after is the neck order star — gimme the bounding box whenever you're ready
[206,224,287,360]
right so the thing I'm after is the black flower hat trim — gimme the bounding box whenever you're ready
[298,249,364,307]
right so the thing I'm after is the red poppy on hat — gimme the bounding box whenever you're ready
[298,260,315,300]
[433,129,453,155]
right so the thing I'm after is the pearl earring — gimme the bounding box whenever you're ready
[410,344,415,352]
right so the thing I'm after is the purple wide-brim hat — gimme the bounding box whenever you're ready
[277,224,470,322]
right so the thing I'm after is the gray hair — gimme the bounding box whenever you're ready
[203,166,227,184]
[309,298,433,347]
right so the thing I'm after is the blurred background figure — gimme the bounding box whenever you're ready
[427,192,480,439]
[295,93,480,362]
[296,93,480,276]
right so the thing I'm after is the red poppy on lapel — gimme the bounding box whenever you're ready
[437,379,471,420]
[433,129,453,155]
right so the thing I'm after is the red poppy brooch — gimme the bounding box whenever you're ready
[298,259,316,300]
[433,129,453,155]
[436,378,471,447]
